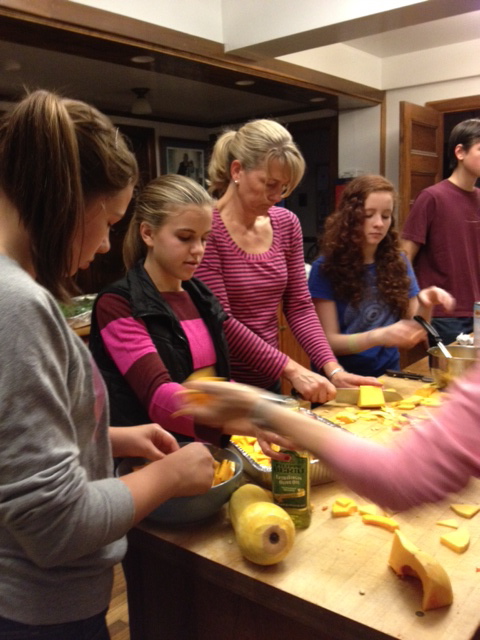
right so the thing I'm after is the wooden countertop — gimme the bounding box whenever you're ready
[128,361,480,640]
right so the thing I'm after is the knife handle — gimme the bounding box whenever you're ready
[385,369,423,380]
[385,369,434,383]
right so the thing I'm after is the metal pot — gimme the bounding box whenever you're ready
[427,345,478,388]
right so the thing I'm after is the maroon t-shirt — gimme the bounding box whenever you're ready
[402,179,480,317]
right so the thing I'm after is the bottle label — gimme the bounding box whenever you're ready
[271,450,309,509]
[474,302,480,348]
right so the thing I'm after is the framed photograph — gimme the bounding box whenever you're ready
[160,137,208,187]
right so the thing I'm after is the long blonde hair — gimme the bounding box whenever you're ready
[208,119,305,198]
[123,174,214,269]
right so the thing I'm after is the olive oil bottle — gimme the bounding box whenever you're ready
[271,449,312,529]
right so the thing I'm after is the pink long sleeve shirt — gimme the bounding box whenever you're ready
[321,360,480,510]
[196,207,335,389]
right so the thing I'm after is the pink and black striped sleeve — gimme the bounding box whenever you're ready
[95,293,197,438]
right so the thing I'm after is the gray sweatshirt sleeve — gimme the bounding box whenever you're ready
[0,270,134,567]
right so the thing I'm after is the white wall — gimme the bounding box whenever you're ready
[69,0,224,41]
[338,105,381,178]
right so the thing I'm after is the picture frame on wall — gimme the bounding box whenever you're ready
[160,137,208,187]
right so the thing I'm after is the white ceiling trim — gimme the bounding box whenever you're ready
[221,0,477,58]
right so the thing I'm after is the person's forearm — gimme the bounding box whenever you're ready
[326,329,383,356]
[110,426,134,458]
[119,458,180,524]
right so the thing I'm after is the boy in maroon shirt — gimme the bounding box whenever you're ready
[402,119,480,344]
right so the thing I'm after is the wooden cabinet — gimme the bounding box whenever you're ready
[278,307,310,395]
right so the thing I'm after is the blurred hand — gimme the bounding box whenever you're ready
[418,286,456,312]
[373,319,428,349]
[110,424,179,460]
[257,431,300,462]
[175,380,261,426]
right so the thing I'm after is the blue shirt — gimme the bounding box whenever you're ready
[308,256,419,377]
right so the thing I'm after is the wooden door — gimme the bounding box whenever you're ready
[398,101,443,229]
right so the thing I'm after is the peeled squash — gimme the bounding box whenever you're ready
[357,386,385,408]
[389,530,453,610]
[229,484,295,566]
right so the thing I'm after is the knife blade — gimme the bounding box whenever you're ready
[335,388,403,404]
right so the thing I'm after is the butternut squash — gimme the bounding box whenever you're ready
[357,386,385,408]
[389,530,453,610]
[229,484,295,565]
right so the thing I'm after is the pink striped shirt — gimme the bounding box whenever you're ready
[196,207,335,388]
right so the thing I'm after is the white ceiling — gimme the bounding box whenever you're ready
[346,10,480,57]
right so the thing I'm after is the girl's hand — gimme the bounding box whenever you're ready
[417,286,455,312]
[110,424,179,461]
[257,431,299,462]
[162,443,216,498]
[175,381,262,426]
[371,320,427,349]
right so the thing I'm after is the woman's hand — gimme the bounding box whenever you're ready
[330,370,380,389]
[283,360,336,404]
[110,424,179,461]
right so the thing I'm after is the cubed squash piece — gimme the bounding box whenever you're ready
[362,514,399,532]
[450,504,480,519]
[358,504,382,516]
[357,386,385,408]
[440,528,470,553]
[436,519,459,529]
[332,496,357,517]
[334,411,358,425]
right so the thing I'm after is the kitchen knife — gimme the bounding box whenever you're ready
[385,369,434,383]
[335,388,403,404]
[413,315,452,359]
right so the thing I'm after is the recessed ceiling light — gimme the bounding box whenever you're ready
[235,80,255,87]
[310,96,326,103]
[4,59,21,72]
[131,55,155,64]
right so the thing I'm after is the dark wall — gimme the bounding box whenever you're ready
[284,117,338,263]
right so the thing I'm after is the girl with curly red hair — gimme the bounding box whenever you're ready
[308,174,453,377]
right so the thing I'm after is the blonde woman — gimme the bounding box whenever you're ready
[196,119,378,405]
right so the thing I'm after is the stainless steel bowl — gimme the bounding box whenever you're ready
[427,345,478,388]
[117,443,243,525]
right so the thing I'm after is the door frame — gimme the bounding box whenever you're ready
[425,95,480,114]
